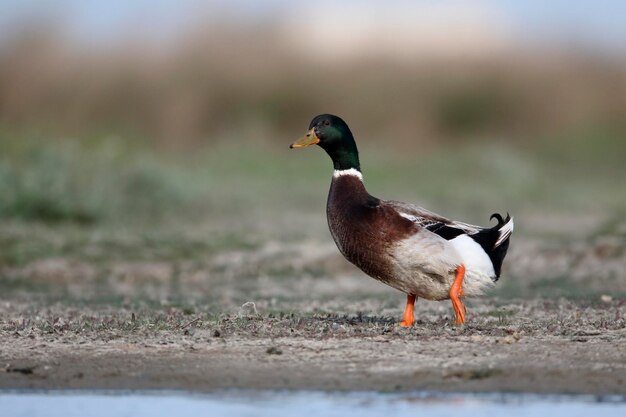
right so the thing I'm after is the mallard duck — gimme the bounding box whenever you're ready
[290,114,513,326]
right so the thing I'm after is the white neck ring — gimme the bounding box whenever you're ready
[333,168,363,181]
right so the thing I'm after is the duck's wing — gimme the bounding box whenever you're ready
[386,201,483,236]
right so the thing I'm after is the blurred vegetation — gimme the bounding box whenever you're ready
[0,24,624,305]
[0,28,625,146]
[0,126,623,229]
[0,131,195,224]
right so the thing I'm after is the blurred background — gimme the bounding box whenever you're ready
[0,1,624,308]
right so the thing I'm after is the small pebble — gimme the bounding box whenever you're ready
[600,295,612,303]
[266,346,283,355]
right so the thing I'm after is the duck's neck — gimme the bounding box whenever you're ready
[320,133,361,171]
[331,152,360,171]
[329,166,374,208]
[327,138,364,192]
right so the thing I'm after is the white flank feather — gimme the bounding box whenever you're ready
[495,217,514,248]
[333,168,363,181]
[450,234,495,279]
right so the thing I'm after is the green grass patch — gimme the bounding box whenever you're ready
[0,133,198,224]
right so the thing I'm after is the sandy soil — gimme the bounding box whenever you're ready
[2,299,625,394]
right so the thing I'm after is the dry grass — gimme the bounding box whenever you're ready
[1,298,625,342]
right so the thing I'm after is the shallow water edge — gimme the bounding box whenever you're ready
[2,389,625,417]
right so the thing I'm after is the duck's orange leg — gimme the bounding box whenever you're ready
[450,265,466,325]
[399,294,416,327]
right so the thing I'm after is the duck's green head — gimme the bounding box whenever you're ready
[290,114,361,171]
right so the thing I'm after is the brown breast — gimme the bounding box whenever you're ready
[326,175,416,284]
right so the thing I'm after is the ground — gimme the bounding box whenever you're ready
[1,298,625,394]
[1,229,625,394]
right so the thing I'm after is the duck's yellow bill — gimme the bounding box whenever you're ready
[289,129,320,149]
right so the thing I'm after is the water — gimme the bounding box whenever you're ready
[1,390,625,417]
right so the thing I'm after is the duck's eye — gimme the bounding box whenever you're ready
[324,120,330,126]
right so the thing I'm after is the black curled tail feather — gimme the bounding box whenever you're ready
[490,212,505,225]
[469,212,513,280]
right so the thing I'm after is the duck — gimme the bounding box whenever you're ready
[289,114,514,326]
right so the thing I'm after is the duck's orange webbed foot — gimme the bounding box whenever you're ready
[450,265,466,325]
[399,294,416,327]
